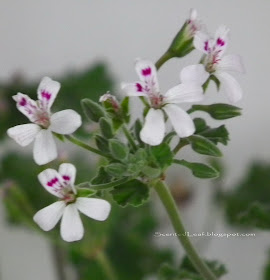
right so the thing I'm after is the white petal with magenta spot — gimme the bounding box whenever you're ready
[33,129,57,165]
[7,123,41,147]
[121,82,147,97]
[50,110,82,135]
[193,31,210,54]
[215,72,243,103]
[140,108,165,146]
[59,163,77,193]
[135,59,159,93]
[76,197,111,221]
[33,201,65,231]
[60,204,84,242]
[37,77,60,111]
[164,104,195,138]
[180,64,209,86]
[38,168,64,198]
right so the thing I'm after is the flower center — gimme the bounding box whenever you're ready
[33,109,50,128]
[62,189,76,204]
[150,93,164,109]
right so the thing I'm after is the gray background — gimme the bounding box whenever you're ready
[0,0,270,279]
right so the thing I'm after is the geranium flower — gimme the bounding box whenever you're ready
[185,8,203,39]
[7,77,82,165]
[33,163,111,242]
[194,25,245,103]
[122,59,209,146]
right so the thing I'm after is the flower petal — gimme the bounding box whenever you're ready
[12,93,38,122]
[193,31,211,54]
[33,201,65,231]
[60,204,84,242]
[135,59,159,94]
[217,54,245,73]
[180,64,209,85]
[37,77,60,112]
[33,129,57,165]
[164,84,204,104]
[38,168,65,198]
[7,124,41,147]
[50,110,82,135]
[214,25,230,57]
[140,108,165,146]
[121,82,148,97]
[163,104,195,138]
[215,72,243,103]
[76,197,111,221]
[58,163,77,193]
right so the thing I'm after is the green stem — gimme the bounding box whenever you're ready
[96,251,117,280]
[91,177,130,190]
[122,125,137,151]
[154,180,217,280]
[173,139,189,154]
[65,135,107,157]
[155,51,173,70]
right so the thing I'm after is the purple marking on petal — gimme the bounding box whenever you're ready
[217,38,225,46]
[19,98,27,106]
[204,41,209,51]
[41,91,51,100]
[63,175,70,181]
[136,83,143,92]
[47,177,59,187]
[142,67,151,76]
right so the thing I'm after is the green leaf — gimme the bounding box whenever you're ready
[224,162,270,229]
[110,179,149,207]
[105,163,127,178]
[109,139,129,161]
[158,257,227,280]
[175,159,219,179]
[121,97,130,120]
[180,257,227,278]
[237,202,270,229]
[210,75,221,91]
[99,117,114,139]
[199,125,229,145]
[91,166,113,185]
[189,135,222,157]
[77,187,96,197]
[81,98,105,122]
[191,103,242,120]
[193,118,209,133]
[134,119,144,146]
[150,143,173,168]
[95,135,109,153]
[142,166,161,179]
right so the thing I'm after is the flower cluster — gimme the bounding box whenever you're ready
[5,9,244,246]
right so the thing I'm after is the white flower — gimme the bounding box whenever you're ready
[33,163,111,242]
[194,25,245,103]
[185,8,203,38]
[122,59,209,146]
[7,77,82,165]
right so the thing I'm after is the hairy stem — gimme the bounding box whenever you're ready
[65,135,108,157]
[122,125,137,151]
[96,251,117,280]
[154,180,217,280]
[155,51,173,70]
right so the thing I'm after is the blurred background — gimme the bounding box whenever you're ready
[1,0,270,279]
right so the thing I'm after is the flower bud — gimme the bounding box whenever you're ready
[81,98,105,122]
[168,9,201,58]
[191,104,242,120]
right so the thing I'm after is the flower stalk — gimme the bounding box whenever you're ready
[154,180,217,280]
